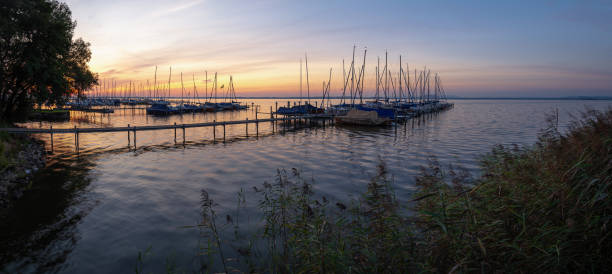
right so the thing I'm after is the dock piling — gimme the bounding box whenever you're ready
[127,124,130,147]
[174,122,177,143]
[213,120,216,142]
[133,126,137,149]
[74,125,79,152]
[245,118,248,137]
[182,124,185,145]
[50,125,53,153]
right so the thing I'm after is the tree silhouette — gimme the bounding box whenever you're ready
[0,0,97,120]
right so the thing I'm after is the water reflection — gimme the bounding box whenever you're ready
[1,99,611,273]
[0,156,97,272]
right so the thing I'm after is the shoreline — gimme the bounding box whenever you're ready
[0,132,46,211]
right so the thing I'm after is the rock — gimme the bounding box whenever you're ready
[0,135,46,210]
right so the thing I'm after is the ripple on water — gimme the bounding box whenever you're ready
[3,99,611,273]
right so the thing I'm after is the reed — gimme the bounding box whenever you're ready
[168,107,612,273]
[195,165,417,273]
[415,107,612,272]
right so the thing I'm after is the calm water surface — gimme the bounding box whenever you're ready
[1,99,610,272]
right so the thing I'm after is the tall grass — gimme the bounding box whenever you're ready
[198,166,417,273]
[415,108,612,272]
[191,108,612,273]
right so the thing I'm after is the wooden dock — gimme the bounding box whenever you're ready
[0,114,335,152]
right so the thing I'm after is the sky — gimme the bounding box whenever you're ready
[63,0,612,97]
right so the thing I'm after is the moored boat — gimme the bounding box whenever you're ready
[335,109,391,126]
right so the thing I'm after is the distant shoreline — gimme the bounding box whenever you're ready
[149,96,612,101]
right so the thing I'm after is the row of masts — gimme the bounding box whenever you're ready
[81,47,448,108]
[291,46,448,110]
[81,67,240,104]
[338,46,448,107]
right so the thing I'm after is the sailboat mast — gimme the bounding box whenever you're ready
[300,59,302,105]
[359,48,366,104]
[376,57,379,102]
[168,67,172,101]
[214,72,217,103]
[192,73,197,104]
[350,45,355,105]
[342,59,346,105]
[321,68,332,108]
[305,53,310,104]
[180,72,184,105]
[427,68,431,103]
[384,51,388,102]
[399,55,402,102]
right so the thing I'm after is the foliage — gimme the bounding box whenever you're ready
[415,108,612,272]
[0,0,97,120]
[0,129,27,171]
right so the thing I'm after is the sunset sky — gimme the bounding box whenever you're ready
[64,0,612,97]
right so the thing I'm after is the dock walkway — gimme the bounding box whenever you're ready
[0,114,334,152]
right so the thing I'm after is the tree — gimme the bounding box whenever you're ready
[0,0,97,120]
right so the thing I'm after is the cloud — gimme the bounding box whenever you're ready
[150,0,205,17]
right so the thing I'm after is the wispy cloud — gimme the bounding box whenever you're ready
[150,0,205,17]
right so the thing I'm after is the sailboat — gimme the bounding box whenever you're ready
[276,54,323,116]
[202,71,219,112]
[147,66,178,115]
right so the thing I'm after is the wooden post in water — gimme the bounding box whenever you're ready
[245,118,248,137]
[270,106,273,119]
[127,124,131,147]
[133,126,137,149]
[223,122,226,142]
[174,122,177,143]
[50,125,53,153]
[74,125,79,152]
[255,111,259,136]
[182,124,186,145]
[213,120,216,142]
[275,102,278,119]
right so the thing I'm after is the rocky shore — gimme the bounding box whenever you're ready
[0,137,46,210]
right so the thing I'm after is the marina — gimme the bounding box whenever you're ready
[3,96,453,153]
[3,99,611,273]
[2,0,610,272]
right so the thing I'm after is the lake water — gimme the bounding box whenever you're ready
[1,99,611,273]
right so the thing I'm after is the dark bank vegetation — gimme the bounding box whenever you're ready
[1,0,92,207]
[0,129,45,210]
[159,108,612,273]
[414,108,612,272]
[1,0,97,121]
